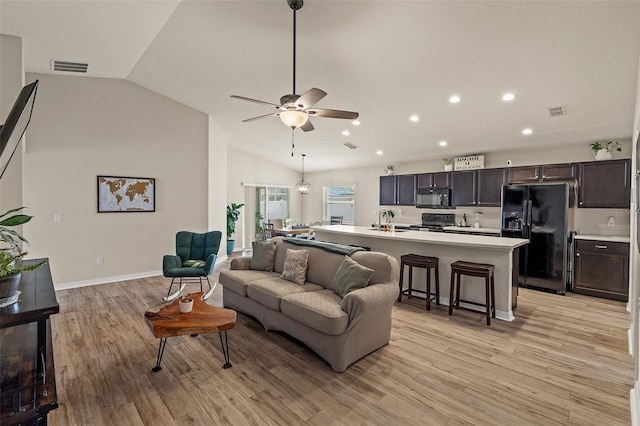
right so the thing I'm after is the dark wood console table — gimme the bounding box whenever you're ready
[0,259,59,425]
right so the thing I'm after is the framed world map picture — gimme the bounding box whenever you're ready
[97,176,155,213]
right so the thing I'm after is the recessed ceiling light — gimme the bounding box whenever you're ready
[502,93,515,101]
[342,130,350,136]
[352,120,360,126]
[410,115,419,122]
[449,95,461,103]
[376,150,383,155]
[522,128,533,135]
[439,141,448,146]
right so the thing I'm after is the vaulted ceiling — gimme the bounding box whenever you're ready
[2,1,640,172]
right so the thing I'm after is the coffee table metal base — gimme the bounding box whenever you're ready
[151,330,232,372]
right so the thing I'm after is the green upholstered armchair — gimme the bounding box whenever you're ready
[162,231,222,301]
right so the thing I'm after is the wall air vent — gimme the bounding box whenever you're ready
[547,105,567,117]
[342,142,359,150]
[51,60,88,73]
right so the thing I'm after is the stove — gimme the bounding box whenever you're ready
[410,213,456,232]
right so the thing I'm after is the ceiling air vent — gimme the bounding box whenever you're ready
[342,142,359,150]
[547,105,567,117]
[51,60,88,73]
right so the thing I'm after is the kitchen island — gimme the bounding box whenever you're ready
[312,225,528,321]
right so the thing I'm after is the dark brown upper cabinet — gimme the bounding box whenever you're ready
[477,168,506,206]
[578,159,631,208]
[379,174,416,206]
[507,163,575,183]
[417,172,450,189]
[451,170,477,206]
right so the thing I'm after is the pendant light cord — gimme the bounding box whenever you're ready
[292,7,297,95]
[291,128,295,157]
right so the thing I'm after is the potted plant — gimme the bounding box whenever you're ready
[590,141,621,161]
[226,203,244,255]
[442,158,454,171]
[0,207,46,303]
[384,165,395,176]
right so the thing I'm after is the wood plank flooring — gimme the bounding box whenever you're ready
[48,258,634,425]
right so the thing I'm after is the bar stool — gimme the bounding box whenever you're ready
[398,254,439,310]
[449,260,495,325]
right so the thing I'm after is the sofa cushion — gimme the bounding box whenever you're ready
[281,290,349,336]
[332,255,374,297]
[250,241,276,272]
[246,277,323,311]
[280,249,308,285]
[219,270,278,297]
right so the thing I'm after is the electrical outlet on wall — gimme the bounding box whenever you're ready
[96,256,104,265]
[608,216,615,227]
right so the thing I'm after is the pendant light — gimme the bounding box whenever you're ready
[296,154,310,194]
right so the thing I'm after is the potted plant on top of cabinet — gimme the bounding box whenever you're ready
[384,165,395,175]
[0,207,46,305]
[590,141,621,161]
[442,158,453,171]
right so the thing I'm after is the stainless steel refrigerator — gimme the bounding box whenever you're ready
[500,183,573,293]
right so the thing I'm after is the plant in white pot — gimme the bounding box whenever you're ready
[442,158,454,171]
[0,207,46,305]
[384,165,395,176]
[226,203,244,255]
[590,141,621,161]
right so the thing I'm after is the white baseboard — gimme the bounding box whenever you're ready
[631,385,640,426]
[399,294,515,322]
[55,257,227,291]
[55,270,163,290]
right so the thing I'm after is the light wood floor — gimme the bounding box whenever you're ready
[48,258,634,425]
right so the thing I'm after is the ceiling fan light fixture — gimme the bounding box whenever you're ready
[280,110,309,128]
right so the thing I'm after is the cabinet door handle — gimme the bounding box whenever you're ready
[595,245,608,249]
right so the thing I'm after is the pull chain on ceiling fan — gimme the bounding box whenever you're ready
[231,0,359,133]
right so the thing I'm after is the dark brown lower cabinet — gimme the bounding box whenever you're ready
[574,240,629,301]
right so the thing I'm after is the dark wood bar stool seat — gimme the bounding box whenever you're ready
[398,254,440,310]
[449,260,495,325]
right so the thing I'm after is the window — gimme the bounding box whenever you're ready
[323,186,355,224]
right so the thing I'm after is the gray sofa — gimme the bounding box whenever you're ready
[219,237,399,372]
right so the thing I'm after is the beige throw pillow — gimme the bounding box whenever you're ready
[280,249,308,285]
[250,241,276,272]
[332,255,374,297]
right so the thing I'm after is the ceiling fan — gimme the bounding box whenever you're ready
[231,0,359,132]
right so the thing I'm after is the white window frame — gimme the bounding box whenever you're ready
[323,185,355,225]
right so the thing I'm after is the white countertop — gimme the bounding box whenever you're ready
[443,226,501,234]
[312,225,528,251]
[574,234,630,243]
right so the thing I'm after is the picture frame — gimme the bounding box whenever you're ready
[97,175,155,213]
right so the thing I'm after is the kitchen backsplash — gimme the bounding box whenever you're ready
[385,206,631,237]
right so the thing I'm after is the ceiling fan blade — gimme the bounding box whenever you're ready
[242,112,279,123]
[307,108,359,120]
[300,119,315,132]
[296,88,327,109]
[231,95,280,108]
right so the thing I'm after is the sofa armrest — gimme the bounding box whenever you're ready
[204,254,217,275]
[230,257,251,270]
[341,281,399,322]
[163,255,182,275]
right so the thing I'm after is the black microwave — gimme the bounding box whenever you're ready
[416,187,452,208]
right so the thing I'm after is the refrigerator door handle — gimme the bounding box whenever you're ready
[527,200,533,227]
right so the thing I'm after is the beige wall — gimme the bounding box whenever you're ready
[0,34,24,215]
[22,73,210,287]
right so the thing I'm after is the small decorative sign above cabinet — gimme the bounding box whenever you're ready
[454,155,484,171]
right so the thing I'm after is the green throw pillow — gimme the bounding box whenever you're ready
[332,255,374,298]
[183,259,205,268]
[250,241,276,272]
